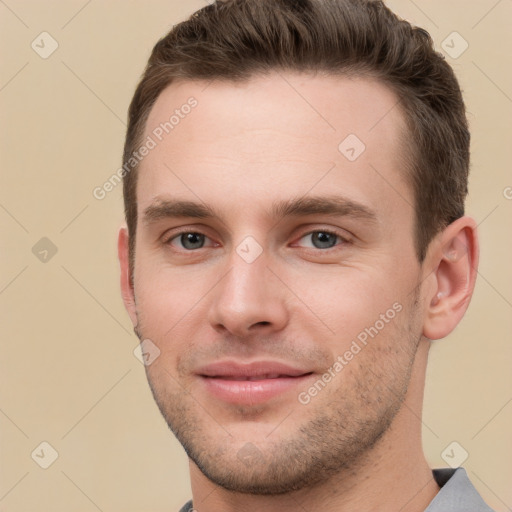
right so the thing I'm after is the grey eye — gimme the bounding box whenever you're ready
[310,231,338,249]
[180,232,205,250]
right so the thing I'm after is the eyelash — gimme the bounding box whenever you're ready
[163,228,349,251]
[293,229,348,250]
[164,231,217,250]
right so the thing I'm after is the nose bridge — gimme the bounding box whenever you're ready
[238,247,269,289]
[207,242,288,335]
[220,247,271,310]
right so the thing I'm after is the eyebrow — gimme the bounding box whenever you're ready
[141,195,377,225]
[142,200,215,225]
[270,195,377,222]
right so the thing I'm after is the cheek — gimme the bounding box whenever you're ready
[133,272,201,382]
[289,267,407,342]
[134,254,212,326]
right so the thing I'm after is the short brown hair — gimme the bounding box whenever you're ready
[123,0,469,275]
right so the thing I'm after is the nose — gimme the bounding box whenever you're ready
[207,252,289,338]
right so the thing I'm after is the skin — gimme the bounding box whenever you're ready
[118,72,478,511]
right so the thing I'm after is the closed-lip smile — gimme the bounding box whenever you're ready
[196,360,315,405]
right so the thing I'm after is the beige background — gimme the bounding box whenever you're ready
[1,0,511,510]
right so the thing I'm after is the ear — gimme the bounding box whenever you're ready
[118,225,138,328]
[423,216,479,340]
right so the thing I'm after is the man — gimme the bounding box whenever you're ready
[118,0,495,510]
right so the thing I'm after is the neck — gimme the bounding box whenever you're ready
[188,338,439,512]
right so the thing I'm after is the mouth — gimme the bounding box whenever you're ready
[206,373,312,381]
[196,361,315,405]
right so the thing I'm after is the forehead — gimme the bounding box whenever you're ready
[138,72,411,220]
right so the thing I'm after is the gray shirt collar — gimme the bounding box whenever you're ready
[426,467,495,512]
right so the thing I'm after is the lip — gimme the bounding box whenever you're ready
[196,360,314,405]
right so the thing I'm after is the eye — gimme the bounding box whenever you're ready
[296,230,344,249]
[168,232,210,250]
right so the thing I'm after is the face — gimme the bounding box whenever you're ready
[125,73,428,494]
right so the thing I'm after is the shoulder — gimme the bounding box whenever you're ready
[178,500,194,512]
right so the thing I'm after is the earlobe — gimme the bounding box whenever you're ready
[423,217,479,340]
[118,226,138,328]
